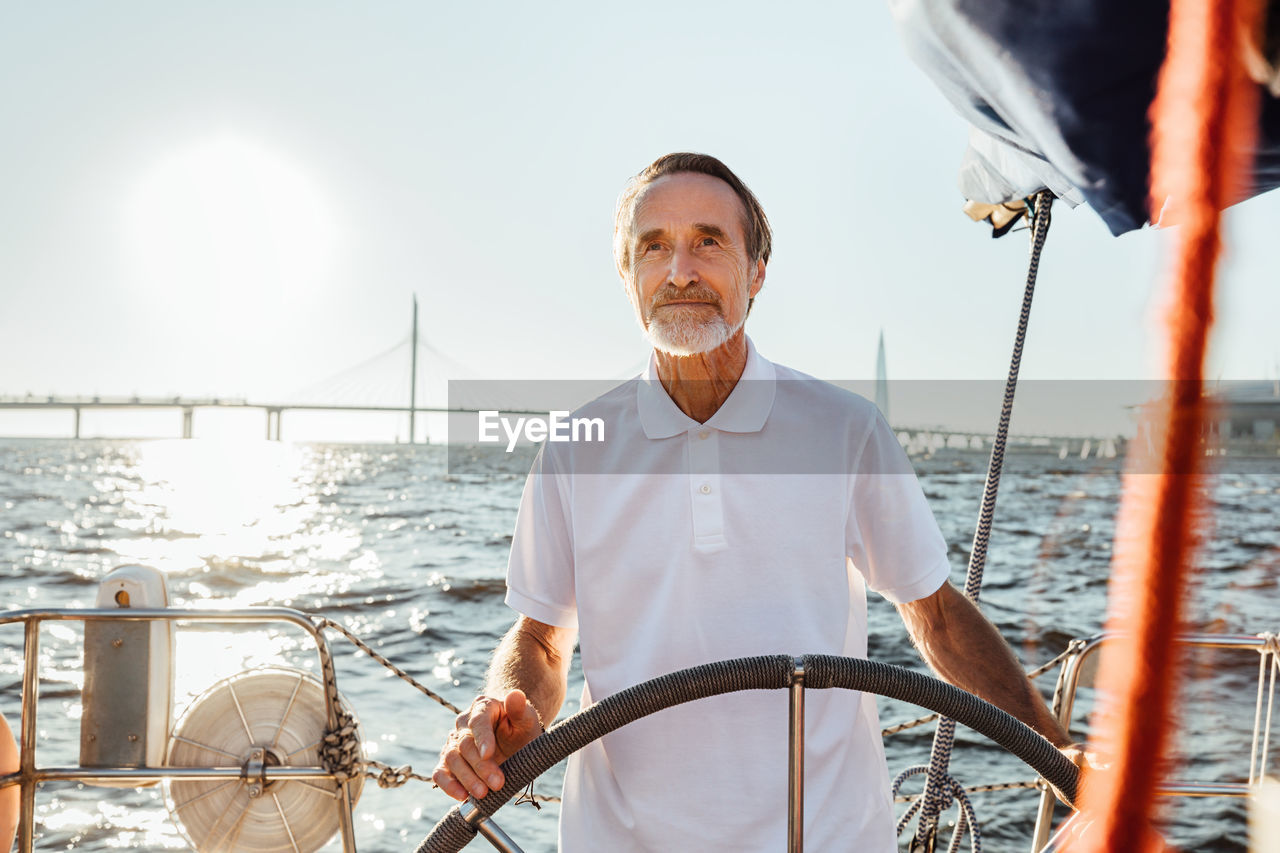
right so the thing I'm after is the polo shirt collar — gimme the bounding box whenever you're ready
[637,336,777,439]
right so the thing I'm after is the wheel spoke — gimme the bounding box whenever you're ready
[292,778,340,798]
[228,680,255,744]
[283,738,323,760]
[274,790,303,853]
[208,786,255,853]
[172,779,236,811]
[170,734,242,762]
[200,781,248,851]
[271,671,306,751]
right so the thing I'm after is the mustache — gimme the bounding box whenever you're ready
[649,286,722,310]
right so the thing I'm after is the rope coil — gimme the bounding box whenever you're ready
[893,765,982,853]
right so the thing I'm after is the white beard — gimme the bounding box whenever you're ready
[643,304,738,356]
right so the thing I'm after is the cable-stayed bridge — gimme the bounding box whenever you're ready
[0,305,1127,456]
[0,300,643,442]
[0,339,534,441]
[0,379,1129,456]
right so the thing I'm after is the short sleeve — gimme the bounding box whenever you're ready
[846,412,951,604]
[505,445,579,629]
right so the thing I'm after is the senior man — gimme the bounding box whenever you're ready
[434,153,1073,851]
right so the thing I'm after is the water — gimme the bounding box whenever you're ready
[1,438,1276,852]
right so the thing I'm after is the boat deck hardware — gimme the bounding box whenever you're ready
[0,607,360,853]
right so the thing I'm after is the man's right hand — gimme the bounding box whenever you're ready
[432,688,543,801]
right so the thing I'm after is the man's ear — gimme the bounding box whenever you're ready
[616,246,634,287]
[620,270,644,318]
[749,258,766,298]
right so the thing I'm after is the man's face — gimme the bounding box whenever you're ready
[621,172,765,356]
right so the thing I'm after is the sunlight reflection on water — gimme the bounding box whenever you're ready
[1,439,1276,852]
[117,440,311,571]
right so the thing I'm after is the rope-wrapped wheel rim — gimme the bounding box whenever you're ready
[414,654,1079,853]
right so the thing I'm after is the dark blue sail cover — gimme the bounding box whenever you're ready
[891,0,1280,235]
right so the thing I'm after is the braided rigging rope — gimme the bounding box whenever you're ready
[309,616,566,802]
[311,617,450,791]
[313,617,462,714]
[310,617,564,802]
[894,766,982,853]
[912,189,1054,850]
[1071,0,1263,847]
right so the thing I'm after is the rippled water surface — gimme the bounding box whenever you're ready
[1,438,1276,851]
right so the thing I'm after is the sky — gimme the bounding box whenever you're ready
[2,2,1279,440]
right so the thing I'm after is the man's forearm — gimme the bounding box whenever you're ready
[484,616,574,727]
[900,583,1072,748]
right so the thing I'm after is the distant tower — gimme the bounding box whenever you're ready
[875,329,890,424]
[409,295,419,444]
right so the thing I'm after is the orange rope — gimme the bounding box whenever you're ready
[1070,1,1262,850]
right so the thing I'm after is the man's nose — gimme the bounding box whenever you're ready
[667,247,699,288]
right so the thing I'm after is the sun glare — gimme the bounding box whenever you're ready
[113,439,310,572]
[123,134,340,309]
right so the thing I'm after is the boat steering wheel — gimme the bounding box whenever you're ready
[415,654,1079,853]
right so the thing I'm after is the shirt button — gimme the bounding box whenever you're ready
[699,483,712,495]
[698,430,710,440]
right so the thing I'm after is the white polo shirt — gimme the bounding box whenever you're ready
[506,338,950,852]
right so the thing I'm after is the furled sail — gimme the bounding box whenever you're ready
[890,0,1280,234]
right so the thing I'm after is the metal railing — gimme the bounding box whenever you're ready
[4,612,1274,853]
[1029,631,1279,851]
[0,607,359,853]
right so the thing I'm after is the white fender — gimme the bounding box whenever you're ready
[80,565,173,785]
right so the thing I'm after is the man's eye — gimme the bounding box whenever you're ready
[644,242,662,253]
[700,237,718,246]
